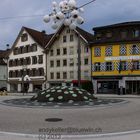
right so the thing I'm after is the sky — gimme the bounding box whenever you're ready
[0,0,140,50]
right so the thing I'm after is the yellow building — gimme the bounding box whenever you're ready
[91,21,140,94]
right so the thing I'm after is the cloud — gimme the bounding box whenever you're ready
[0,0,140,49]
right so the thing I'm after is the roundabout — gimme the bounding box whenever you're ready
[1,97,126,108]
[0,95,140,137]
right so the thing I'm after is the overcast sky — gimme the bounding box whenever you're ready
[0,0,140,50]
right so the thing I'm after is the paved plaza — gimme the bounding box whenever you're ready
[0,94,140,139]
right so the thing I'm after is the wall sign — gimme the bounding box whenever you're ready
[105,56,140,61]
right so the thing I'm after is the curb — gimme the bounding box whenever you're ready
[1,129,140,139]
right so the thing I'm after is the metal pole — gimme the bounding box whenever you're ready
[77,32,81,88]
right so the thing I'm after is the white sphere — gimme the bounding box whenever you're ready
[59,1,64,8]
[56,12,64,20]
[52,14,57,20]
[51,22,58,30]
[64,18,71,26]
[79,8,84,13]
[68,0,76,8]
[77,16,84,25]
[52,1,57,7]
[43,15,50,23]
[70,22,76,30]
[71,10,79,18]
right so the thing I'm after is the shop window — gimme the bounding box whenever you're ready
[106,62,113,71]
[94,62,101,71]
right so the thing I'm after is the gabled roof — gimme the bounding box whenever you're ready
[93,21,140,30]
[45,24,94,50]
[8,26,54,56]
[24,27,54,47]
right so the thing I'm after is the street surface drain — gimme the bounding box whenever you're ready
[45,118,63,122]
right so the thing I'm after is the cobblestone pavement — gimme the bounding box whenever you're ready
[0,95,140,137]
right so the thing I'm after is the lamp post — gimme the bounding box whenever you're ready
[43,0,96,88]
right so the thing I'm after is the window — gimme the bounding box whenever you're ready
[63,36,67,43]
[70,71,74,79]
[106,62,113,71]
[63,59,67,66]
[38,68,44,76]
[120,45,127,56]
[94,62,100,71]
[121,31,127,39]
[57,49,60,55]
[105,46,112,56]
[56,72,60,79]
[32,68,36,76]
[15,70,18,77]
[26,57,31,65]
[32,56,37,64]
[70,58,74,66]
[50,72,54,79]
[66,29,71,33]
[63,72,67,79]
[56,60,60,67]
[20,58,24,65]
[25,45,30,53]
[131,45,140,55]
[96,33,102,40]
[21,33,28,42]
[106,32,112,38]
[132,61,140,70]
[120,61,127,71]
[14,48,18,55]
[50,60,54,67]
[63,48,67,55]
[9,71,13,78]
[38,55,43,64]
[50,50,53,56]
[84,58,89,65]
[18,46,24,54]
[94,47,101,57]
[32,43,37,52]
[84,47,89,53]
[84,71,89,78]
[70,34,74,42]
[15,59,18,66]
[133,29,139,38]
[69,46,74,55]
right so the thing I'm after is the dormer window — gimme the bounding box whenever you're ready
[21,33,28,42]
[133,29,139,38]
[106,32,112,38]
[121,31,127,39]
[96,33,102,40]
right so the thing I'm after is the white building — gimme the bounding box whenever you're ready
[45,25,94,88]
[7,27,53,92]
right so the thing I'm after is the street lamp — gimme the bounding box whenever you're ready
[43,0,96,88]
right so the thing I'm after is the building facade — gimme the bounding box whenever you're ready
[7,27,53,92]
[45,25,94,88]
[0,50,8,88]
[91,21,140,94]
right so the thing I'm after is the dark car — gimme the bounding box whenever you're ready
[0,87,7,92]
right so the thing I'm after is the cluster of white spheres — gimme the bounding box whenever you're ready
[43,0,84,30]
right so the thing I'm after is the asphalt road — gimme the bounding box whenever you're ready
[0,96,140,136]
